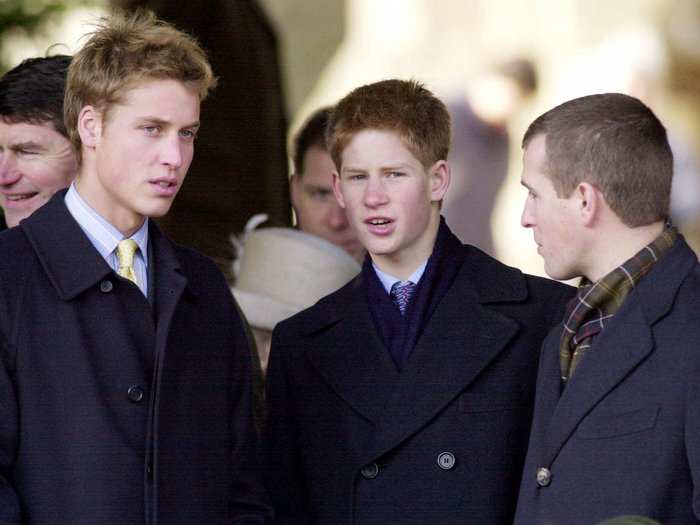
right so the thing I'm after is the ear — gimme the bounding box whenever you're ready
[428,160,451,202]
[332,170,346,208]
[289,173,301,208]
[576,182,599,227]
[77,105,101,149]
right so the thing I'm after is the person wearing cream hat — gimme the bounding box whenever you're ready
[232,214,360,372]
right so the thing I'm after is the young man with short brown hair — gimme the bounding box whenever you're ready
[515,93,700,525]
[263,78,572,525]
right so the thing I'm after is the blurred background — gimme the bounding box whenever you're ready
[4,0,700,278]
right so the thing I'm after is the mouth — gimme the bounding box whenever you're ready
[149,178,179,196]
[366,218,392,226]
[2,192,39,205]
[364,216,395,236]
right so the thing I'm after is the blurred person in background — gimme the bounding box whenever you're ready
[443,58,537,254]
[0,55,76,229]
[290,106,364,261]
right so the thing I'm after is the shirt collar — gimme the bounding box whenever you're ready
[372,259,428,295]
[64,182,149,264]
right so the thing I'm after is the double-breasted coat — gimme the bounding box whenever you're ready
[263,244,572,524]
[0,193,271,524]
[514,236,700,525]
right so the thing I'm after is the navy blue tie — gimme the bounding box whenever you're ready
[390,280,417,315]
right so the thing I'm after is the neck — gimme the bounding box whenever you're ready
[584,220,666,282]
[371,212,440,280]
[75,166,145,237]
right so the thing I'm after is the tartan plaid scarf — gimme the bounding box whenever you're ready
[559,227,677,383]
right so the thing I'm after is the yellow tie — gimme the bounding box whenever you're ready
[116,239,139,286]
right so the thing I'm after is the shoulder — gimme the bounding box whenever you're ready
[0,226,35,286]
[273,274,361,340]
[459,244,573,302]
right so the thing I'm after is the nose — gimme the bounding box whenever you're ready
[160,135,184,169]
[326,201,349,231]
[0,154,21,186]
[521,197,534,228]
[363,176,388,208]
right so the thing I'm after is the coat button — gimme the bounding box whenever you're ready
[360,463,379,479]
[100,280,113,293]
[127,385,145,403]
[437,451,456,470]
[536,467,552,487]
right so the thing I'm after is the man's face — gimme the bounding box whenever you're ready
[0,120,77,227]
[291,146,363,261]
[521,133,582,280]
[78,78,200,235]
[333,129,447,273]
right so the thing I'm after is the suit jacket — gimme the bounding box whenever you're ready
[514,236,700,525]
[0,193,271,524]
[262,243,572,524]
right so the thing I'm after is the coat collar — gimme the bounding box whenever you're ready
[20,190,195,301]
[298,245,528,454]
[538,236,698,468]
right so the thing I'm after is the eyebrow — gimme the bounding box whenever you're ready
[140,117,200,129]
[9,141,44,152]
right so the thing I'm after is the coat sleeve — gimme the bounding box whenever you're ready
[0,320,21,524]
[261,325,311,525]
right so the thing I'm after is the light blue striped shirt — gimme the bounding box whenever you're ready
[64,183,149,296]
[373,259,428,295]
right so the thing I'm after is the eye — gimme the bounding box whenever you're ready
[143,125,161,136]
[348,174,366,181]
[310,189,331,201]
[179,129,197,141]
[386,171,404,178]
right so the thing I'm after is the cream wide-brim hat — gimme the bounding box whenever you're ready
[231,225,361,331]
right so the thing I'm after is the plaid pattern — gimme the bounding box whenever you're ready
[390,280,417,315]
[559,227,677,383]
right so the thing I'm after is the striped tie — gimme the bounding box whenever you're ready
[390,280,416,315]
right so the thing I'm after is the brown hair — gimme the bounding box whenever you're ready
[64,9,216,160]
[522,93,672,227]
[327,79,451,169]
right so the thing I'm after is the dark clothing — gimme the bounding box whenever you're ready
[364,219,464,369]
[514,236,700,525]
[0,193,271,524]
[263,223,573,524]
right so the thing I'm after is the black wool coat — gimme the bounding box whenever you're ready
[263,244,573,525]
[0,193,272,524]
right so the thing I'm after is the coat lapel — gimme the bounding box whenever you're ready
[149,222,189,337]
[365,254,524,461]
[20,191,112,299]
[304,277,400,425]
[541,302,654,466]
[540,236,699,467]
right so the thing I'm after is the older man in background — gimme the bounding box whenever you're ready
[290,106,364,261]
[0,55,76,228]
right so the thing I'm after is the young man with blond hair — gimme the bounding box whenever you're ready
[262,79,572,524]
[0,10,271,524]
[514,93,700,524]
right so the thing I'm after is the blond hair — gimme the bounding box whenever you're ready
[64,9,216,160]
